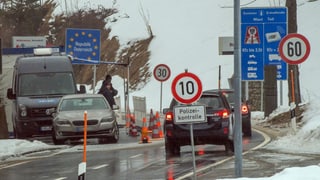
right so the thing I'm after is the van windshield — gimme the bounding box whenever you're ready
[18,73,76,96]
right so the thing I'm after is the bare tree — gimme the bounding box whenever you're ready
[286,0,301,105]
[139,2,153,37]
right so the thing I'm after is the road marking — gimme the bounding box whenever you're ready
[0,161,30,170]
[176,128,272,180]
[251,128,271,150]
[129,154,142,159]
[91,164,109,170]
[54,177,67,180]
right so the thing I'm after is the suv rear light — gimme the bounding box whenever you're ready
[223,127,229,134]
[165,112,173,122]
[241,104,249,114]
[214,109,230,119]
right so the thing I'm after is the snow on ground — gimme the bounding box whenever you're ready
[265,99,320,154]
[219,165,320,180]
[2,0,320,179]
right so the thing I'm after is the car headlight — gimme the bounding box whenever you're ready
[19,104,27,117]
[101,117,114,123]
[55,119,71,126]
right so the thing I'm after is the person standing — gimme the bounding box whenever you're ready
[100,82,118,108]
[98,74,112,94]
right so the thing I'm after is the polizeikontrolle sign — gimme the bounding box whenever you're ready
[66,28,101,64]
[173,105,206,124]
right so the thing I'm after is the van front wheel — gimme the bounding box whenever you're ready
[14,127,25,139]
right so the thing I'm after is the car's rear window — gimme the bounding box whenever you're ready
[171,95,223,108]
[60,97,109,111]
[222,91,235,106]
[197,95,223,108]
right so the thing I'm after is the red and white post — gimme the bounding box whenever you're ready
[78,111,88,180]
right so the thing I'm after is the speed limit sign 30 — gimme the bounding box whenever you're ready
[153,64,171,82]
[171,71,202,104]
[279,33,311,65]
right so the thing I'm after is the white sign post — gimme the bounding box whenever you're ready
[171,70,204,180]
[279,33,310,134]
[153,64,171,112]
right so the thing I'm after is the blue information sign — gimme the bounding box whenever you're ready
[241,7,287,80]
[66,28,101,64]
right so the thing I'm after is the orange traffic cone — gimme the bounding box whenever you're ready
[140,117,149,143]
[152,112,163,139]
[129,114,138,137]
[156,111,164,138]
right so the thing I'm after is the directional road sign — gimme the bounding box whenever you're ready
[279,33,311,65]
[241,7,288,80]
[153,64,171,82]
[66,28,101,64]
[171,72,202,104]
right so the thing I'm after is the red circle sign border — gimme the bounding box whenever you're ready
[279,33,311,65]
[153,64,171,82]
[171,72,203,104]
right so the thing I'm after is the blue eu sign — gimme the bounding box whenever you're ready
[241,7,287,81]
[66,28,101,64]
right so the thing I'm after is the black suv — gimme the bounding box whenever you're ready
[163,90,234,156]
[207,89,252,137]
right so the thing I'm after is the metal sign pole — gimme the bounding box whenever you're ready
[190,123,197,180]
[93,65,96,94]
[234,0,243,177]
[160,82,163,113]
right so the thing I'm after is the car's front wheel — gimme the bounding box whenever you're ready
[108,122,119,143]
[14,127,26,139]
[52,129,65,145]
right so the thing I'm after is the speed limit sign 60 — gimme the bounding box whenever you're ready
[153,64,171,82]
[171,72,202,104]
[279,33,311,65]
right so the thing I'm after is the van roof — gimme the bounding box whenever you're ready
[15,55,74,74]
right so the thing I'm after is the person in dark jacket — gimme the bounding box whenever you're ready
[100,82,118,108]
[98,74,112,94]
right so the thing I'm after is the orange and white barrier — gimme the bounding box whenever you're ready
[152,111,163,139]
[129,114,139,137]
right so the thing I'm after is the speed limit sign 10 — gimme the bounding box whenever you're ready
[153,64,171,82]
[279,33,311,65]
[171,72,202,104]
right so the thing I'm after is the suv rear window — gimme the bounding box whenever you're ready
[171,95,223,108]
[197,95,222,108]
[222,91,235,105]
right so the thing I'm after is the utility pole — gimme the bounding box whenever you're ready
[234,0,242,177]
[286,0,301,105]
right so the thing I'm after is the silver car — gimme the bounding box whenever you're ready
[49,94,119,145]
